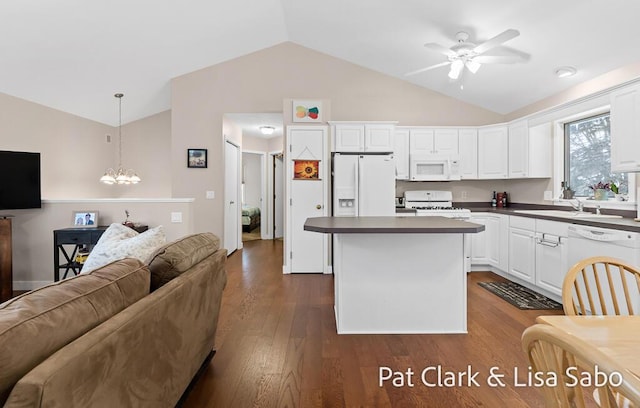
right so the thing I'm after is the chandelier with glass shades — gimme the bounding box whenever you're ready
[100,93,141,185]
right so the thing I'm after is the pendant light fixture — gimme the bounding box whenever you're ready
[99,93,141,185]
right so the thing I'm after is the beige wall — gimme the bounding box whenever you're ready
[115,110,172,198]
[9,199,194,290]
[0,92,116,199]
[171,42,504,238]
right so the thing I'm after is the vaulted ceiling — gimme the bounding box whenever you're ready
[2,0,639,126]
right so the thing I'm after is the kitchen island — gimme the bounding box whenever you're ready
[304,216,484,334]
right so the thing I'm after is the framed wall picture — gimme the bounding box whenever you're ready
[72,211,99,228]
[292,100,322,123]
[293,160,320,180]
[188,148,208,168]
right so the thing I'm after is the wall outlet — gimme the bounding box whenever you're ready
[461,191,468,199]
[170,212,183,223]
[105,134,111,143]
[206,191,215,199]
[543,190,553,201]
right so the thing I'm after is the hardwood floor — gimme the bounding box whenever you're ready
[183,239,563,407]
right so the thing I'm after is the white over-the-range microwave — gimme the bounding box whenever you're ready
[409,154,461,181]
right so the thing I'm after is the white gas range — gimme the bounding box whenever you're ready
[404,190,471,219]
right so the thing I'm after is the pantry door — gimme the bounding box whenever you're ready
[285,126,329,274]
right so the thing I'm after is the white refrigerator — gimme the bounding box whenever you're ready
[332,153,396,216]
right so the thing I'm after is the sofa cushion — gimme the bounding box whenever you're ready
[82,223,166,273]
[0,258,150,405]
[147,232,221,291]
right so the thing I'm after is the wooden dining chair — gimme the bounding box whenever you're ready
[522,323,640,408]
[562,256,640,316]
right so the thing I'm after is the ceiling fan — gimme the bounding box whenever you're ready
[405,29,524,80]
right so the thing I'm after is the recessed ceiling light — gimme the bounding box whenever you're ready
[555,66,577,78]
[260,126,275,135]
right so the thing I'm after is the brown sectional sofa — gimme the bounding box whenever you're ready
[0,232,227,407]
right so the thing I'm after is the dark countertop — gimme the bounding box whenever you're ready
[468,204,640,233]
[304,216,485,234]
[395,203,640,232]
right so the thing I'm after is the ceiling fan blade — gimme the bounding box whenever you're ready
[472,29,520,55]
[473,55,524,64]
[423,42,457,58]
[404,61,451,77]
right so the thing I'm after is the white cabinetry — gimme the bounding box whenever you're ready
[534,220,568,297]
[394,128,410,180]
[508,120,528,178]
[477,125,508,179]
[508,120,552,178]
[458,128,478,179]
[508,216,536,284]
[409,128,459,155]
[470,213,508,270]
[610,84,640,172]
[331,122,396,152]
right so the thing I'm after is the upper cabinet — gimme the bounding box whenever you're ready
[458,128,478,179]
[331,122,396,152]
[508,120,552,179]
[394,128,410,180]
[409,128,459,155]
[610,84,640,172]
[508,120,529,178]
[477,125,508,179]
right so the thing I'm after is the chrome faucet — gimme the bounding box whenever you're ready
[570,198,584,212]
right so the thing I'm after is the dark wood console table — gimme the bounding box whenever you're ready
[0,217,12,302]
[53,224,149,281]
[53,226,107,281]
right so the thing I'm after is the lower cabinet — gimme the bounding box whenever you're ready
[470,213,508,270]
[471,214,570,301]
[534,220,568,297]
[508,220,536,284]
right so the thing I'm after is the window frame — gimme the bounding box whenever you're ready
[553,107,636,208]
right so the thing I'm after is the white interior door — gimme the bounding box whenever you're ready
[274,154,284,239]
[286,126,328,273]
[224,141,240,254]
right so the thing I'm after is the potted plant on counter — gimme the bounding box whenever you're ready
[609,181,627,201]
[589,182,610,201]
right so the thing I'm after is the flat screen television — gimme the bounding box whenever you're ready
[0,150,42,210]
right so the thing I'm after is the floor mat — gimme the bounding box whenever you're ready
[478,281,563,310]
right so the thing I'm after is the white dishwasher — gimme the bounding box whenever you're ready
[568,224,640,313]
[568,225,640,267]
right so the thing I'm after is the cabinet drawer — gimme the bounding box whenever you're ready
[509,215,535,230]
[91,230,106,243]
[536,219,568,237]
[55,230,92,244]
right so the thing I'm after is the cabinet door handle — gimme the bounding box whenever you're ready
[316,204,322,210]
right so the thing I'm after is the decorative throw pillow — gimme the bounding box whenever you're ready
[81,224,166,273]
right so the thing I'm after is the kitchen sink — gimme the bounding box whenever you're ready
[513,209,623,219]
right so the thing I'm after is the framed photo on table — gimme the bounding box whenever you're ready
[72,211,99,228]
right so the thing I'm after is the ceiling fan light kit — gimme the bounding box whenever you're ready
[405,28,524,80]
